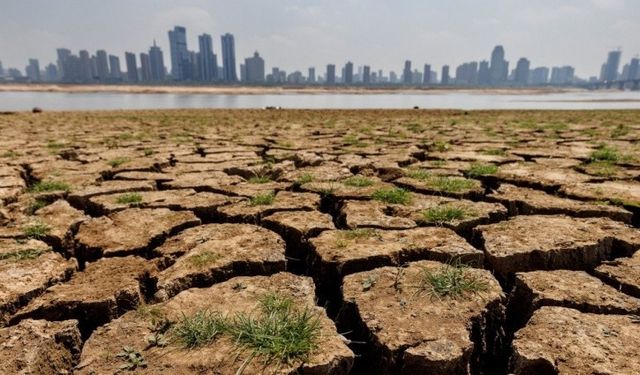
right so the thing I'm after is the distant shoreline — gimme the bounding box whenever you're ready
[0,83,589,96]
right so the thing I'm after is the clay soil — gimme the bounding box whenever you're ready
[1,109,640,374]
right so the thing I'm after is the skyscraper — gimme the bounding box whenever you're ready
[629,58,639,80]
[168,26,189,80]
[221,33,238,82]
[363,65,371,84]
[603,50,622,82]
[326,64,336,84]
[140,53,152,81]
[78,50,92,82]
[125,52,138,82]
[550,66,575,85]
[43,63,59,82]
[478,60,490,85]
[26,59,41,81]
[56,48,71,79]
[244,51,265,83]
[198,34,217,82]
[529,67,549,85]
[423,64,431,84]
[308,67,316,83]
[441,65,450,85]
[344,61,354,84]
[490,45,508,85]
[108,55,121,79]
[149,41,166,81]
[95,50,109,82]
[514,58,530,85]
[403,60,412,84]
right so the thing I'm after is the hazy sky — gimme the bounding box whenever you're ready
[1,0,638,78]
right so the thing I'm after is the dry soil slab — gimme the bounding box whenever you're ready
[594,251,640,298]
[152,223,286,301]
[309,228,483,292]
[76,273,354,375]
[494,162,594,190]
[508,270,640,329]
[13,256,155,330]
[217,191,320,222]
[75,208,200,261]
[34,199,88,250]
[0,239,76,323]
[341,261,505,374]
[300,179,399,200]
[159,171,243,191]
[0,319,82,375]
[560,180,640,207]
[510,306,640,374]
[86,189,239,217]
[67,180,156,210]
[474,215,640,278]
[487,183,632,222]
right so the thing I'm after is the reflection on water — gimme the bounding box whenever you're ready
[0,90,639,111]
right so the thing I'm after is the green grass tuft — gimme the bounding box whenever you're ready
[423,176,478,193]
[482,148,506,156]
[342,176,374,187]
[115,193,143,205]
[186,251,220,268]
[29,180,70,193]
[250,191,276,206]
[405,169,432,180]
[108,157,131,168]
[26,199,49,214]
[248,175,272,184]
[415,261,488,299]
[372,188,411,204]
[590,144,619,163]
[295,173,314,185]
[0,248,47,262]
[173,310,227,348]
[422,205,473,224]
[22,221,50,239]
[466,163,498,177]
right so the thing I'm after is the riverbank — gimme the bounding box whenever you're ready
[0,83,585,95]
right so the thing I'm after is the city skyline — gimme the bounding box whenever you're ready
[1,0,639,78]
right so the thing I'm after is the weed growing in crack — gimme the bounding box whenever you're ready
[22,221,50,239]
[115,193,143,205]
[250,191,276,206]
[414,261,488,299]
[372,188,411,205]
[465,163,498,177]
[26,199,48,214]
[29,180,70,193]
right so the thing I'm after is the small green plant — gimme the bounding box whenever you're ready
[422,205,473,225]
[342,176,374,187]
[466,163,498,177]
[482,148,506,156]
[26,199,48,214]
[295,173,314,185]
[145,332,168,348]
[115,193,143,205]
[248,175,272,184]
[108,157,130,168]
[29,180,70,193]
[610,124,630,138]
[431,141,450,152]
[341,228,376,240]
[414,261,488,299]
[405,169,432,180]
[361,275,377,291]
[343,134,368,147]
[186,251,220,268]
[590,144,619,163]
[372,188,411,204]
[424,176,478,193]
[0,248,47,262]
[173,310,227,348]
[22,221,50,239]
[116,347,147,370]
[250,191,276,206]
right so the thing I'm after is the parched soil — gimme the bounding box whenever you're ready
[1,109,640,374]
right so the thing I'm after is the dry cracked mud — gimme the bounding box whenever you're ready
[2,109,640,374]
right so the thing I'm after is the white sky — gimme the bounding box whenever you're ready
[1,0,638,78]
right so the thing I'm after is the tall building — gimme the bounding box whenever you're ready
[629,58,639,80]
[125,52,138,82]
[149,41,166,81]
[423,64,431,84]
[140,53,152,81]
[550,66,575,85]
[25,59,41,81]
[95,50,109,82]
[326,64,336,84]
[455,62,478,85]
[514,58,530,85]
[529,67,549,85]
[603,50,622,82]
[0,60,4,77]
[344,61,354,84]
[490,45,509,85]
[477,60,490,85]
[308,67,316,83]
[168,26,189,80]
[198,34,217,82]
[56,48,71,78]
[402,60,412,85]
[77,50,92,82]
[244,51,265,83]
[43,63,59,82]
[221,33,238,82]
[108,55,121,79]
[362,65,371,84]
[441,65,450,85]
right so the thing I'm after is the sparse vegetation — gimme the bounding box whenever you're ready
[0,248,47,262]
[372,188,411,204]
[590,144,619,163]
[482,148,506,156]
[422,205,474,225]
[26,199,49,214]
[22,221,50,239]
[108,157,130,168]
[116,347,147,370]
[115,193,143,205]
[173,310,226,348]
[466,163,498,177]
[248,175,272,184]
[295,173,314,185]
[29,180,70,193]
[422,176,479,193]
[342,176,374,187]
[186,251,220,268]
[250,191,276,206]
[414,261,488,298]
